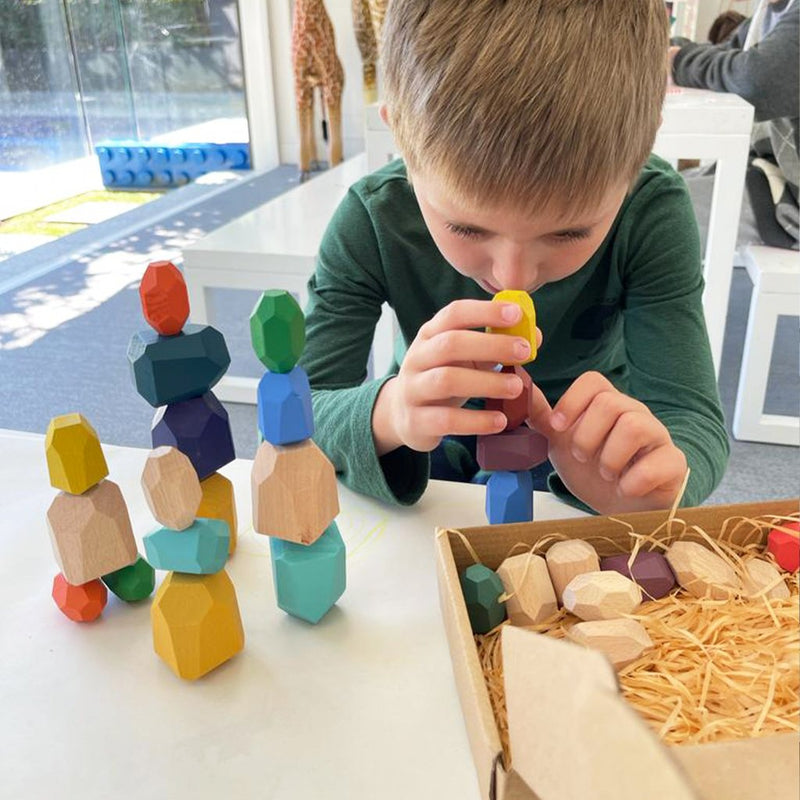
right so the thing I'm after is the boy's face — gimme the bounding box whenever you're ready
[410,168,628,295]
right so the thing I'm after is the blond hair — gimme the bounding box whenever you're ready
[381,0,668,215]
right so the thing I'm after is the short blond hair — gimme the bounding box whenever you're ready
[381,0,668,215]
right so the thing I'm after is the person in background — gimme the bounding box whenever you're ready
[708,10,746,44]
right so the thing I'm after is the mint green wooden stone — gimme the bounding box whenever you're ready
[249,290,305,373]
[460,563,507,634]
[101,555,155,602]
[270,521,346,624]
[143,518,230,574]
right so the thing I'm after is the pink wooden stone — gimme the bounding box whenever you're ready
[600,551,677,600]
[477,426,548,472]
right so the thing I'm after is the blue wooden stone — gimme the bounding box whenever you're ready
[143,518,230,574]
[486,470,534,524]
[151,392,235,480]
[270,521,346,624]
[257,366,314,445]
[127,323,231,407]
[460,563,507,634]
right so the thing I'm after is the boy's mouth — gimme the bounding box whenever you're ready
[477,278,540,296]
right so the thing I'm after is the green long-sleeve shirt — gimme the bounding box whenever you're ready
[300,156,729,511]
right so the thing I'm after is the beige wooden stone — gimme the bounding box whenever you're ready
[496,553,558,626]
[742,558,791,600]
[545,539,600,604]
[562,571,642,621]
[567,618,654,669]
[251,439,339,545]
[141,446,202,530]
[665,541,741,599]
[47,480,138,584]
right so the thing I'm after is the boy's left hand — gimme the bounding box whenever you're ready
[527,372,687,514]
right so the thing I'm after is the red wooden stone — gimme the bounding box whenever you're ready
[486,366,532,431]
[477,426,549,471]
[139,260,190,336]
[52,573,107,622]
[768,521,799,573]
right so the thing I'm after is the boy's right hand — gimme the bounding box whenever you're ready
[372,299,542,455]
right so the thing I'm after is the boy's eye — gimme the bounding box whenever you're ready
[446,223,485,240]
[551,228,591,242]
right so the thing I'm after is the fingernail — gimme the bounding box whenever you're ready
[494,414,507,429]
[514,339,530,358]
[571,447,587,463]
[505,376,521,395]
[599,467,614,482]
[501,304,521,322]
[551,412,567,431]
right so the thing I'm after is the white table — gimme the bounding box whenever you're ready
[1,429,585,800]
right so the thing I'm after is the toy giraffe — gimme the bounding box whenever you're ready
[292,0,345,180]
[352,0,378,104]
[366,0,388,47]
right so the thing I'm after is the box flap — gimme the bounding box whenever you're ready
[502,626,698,800]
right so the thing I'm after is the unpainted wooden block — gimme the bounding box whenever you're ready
[144,518,230,575]
[487,289,537,365]
[198,472,238,555]
[486,469,534,524]
[562,570,642,621]
[139,260,189,336]
[460,563,507,634]
[141,446,202,530]
[477,426,548,472]
[45,413,108,494]
[257,366,314,445]
[742,558,791,600]
[250,290,305,373]
[545,539,601,604]
[485,366,532,431]
[270,521,346,624]
[101,555,155,602]
[496,552,558,626]
[665,541,742,599]
[768,521,799,573]
[151,569,244,680]
[251,439,339,544]
[600,550,677,600]
[52,573,107,623]
[567,618,653,669]
[47,480,138,585]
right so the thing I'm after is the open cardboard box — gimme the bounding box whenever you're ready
[436,499,800,800]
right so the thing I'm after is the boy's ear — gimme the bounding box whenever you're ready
[379,103,390,126]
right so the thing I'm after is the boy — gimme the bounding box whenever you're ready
[300,0,729,515]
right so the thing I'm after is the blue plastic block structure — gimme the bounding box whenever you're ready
[151,392,235,480]
[127,324,231,407]
[257,367,314,446]
[460,563,507,634]
[485,470,534,525]
[270,521,346,624]
[95,142,250,189]
[144,518,230,574]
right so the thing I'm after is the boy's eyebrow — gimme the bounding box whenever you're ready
[447,218,598,236]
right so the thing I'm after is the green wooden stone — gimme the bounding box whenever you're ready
[249,290,305,373]
[460,563,507,634]
[101,555,155,602]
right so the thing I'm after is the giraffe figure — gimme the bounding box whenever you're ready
[367,0,388,47]
[291,0,345,180]
[352,0,378,104]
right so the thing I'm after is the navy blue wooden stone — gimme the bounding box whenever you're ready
[151,392,235,480]
[127,323,231,407]
[600,551,677,600]
[257,366,314,445]
[486,470,534,524]
[460,563,507,634]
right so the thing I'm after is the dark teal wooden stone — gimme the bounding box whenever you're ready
[127,323,231,407]
[101,555,155,602]
[257,366,314,445]
[486,470,534,524]
[460,563,507,634]
[249,290,305,373]
[143,518,230,574]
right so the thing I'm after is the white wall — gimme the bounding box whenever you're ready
[693,0,758,43]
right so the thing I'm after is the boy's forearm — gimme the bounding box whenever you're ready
[371,377,403,456]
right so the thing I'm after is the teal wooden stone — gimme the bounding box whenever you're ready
[101,555,155,602]
[270,520,346,624]
[250,290,305,374]
[127,323,231,407]
[460,563,507,634]
[143,518,230,574]
[257,366,314,445]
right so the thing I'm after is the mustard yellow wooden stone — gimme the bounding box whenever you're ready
[198,472,238,555]
[151,570,244,681]
[488,290,537,365]
[141,446,202,531]
[45,413,109,495]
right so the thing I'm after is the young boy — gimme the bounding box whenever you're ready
[300,0,729,515]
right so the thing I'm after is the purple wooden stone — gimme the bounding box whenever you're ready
[600,550,677,600]
[151,392,235,480]
[477,426,549,471]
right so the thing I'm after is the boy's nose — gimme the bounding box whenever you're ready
[492,242,536,291]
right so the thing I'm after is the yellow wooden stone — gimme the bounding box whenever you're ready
[141,446,202,531]
[45,413,109,495]
[488,290,537,365]
[151,570,244,681]
[198,472,238,555]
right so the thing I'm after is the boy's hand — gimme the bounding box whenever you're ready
[528,372,688,514]
[373,299,541,455]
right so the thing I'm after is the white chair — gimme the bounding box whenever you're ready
[733,245,800,446]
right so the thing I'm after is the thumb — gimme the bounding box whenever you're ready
[526,380,555,438]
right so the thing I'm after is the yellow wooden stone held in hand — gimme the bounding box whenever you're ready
[198,472,238,555]
[141,446,202,531]
[45,413,109,495]
[488,290,537,365]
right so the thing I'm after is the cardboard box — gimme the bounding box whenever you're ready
[436,499,800,800]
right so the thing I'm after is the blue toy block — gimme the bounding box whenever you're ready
[151,392,235,480]
[485,470,534,524]
[144,518,230,574]
[127,323,231,407]
[257,367,314,446]
[460,563,507,634]
[270,521,346,624]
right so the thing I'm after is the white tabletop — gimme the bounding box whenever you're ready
[1,429,585,799]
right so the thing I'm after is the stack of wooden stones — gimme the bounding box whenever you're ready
[249,290,346,624]
[45,413,154,622]
[480,290,548,524]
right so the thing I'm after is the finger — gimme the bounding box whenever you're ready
[415,405,508,440]
[418,299,522,341]
[525,380,555,437]
[597,413,670,481]
[408,366,523,405]
[550,372,617,432]
[410,329,532,372]
[617,446,687,499]
[570,393,649,464]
